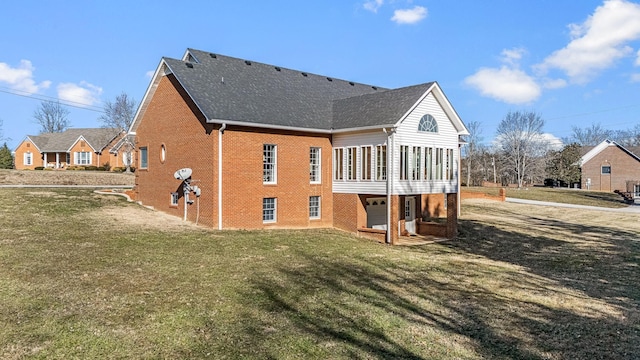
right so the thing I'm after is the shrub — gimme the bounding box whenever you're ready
[97,166,107,171]
[85,166,98,171]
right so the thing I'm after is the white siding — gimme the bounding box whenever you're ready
[332,92,463,195]
[332,130,389,194]
[391,92,460,194]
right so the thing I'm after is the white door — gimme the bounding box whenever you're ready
[405,197,416,234]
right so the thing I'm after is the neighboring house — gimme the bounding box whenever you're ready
[14,128,125,170]
[580,139,640,195]
[129,48,469,244]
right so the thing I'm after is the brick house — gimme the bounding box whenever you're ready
[130,48,469,244]
[580,139,640,196]
[14,128,125,170]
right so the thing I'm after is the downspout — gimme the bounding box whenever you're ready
[218,123,226,230]
[383,128,392,244]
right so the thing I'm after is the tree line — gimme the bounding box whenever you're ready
[462,111,636,188]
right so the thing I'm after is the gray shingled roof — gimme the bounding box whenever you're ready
[332,83,433,130]
[27,128,120,153]
[161,49,434,130]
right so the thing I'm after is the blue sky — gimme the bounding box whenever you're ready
[1,0,639,150]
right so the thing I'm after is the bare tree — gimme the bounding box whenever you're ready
[495,111,546,188]
[568,123,611,146]
[461,120,483,186]
[33,101,71,133]
[99,92,137,132]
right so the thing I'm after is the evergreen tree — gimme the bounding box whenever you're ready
[0,143,14,169]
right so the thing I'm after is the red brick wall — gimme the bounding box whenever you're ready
[135,74,218,227]
[14,140,42,170]
[333,193,359,232]
[135,74,334,229]
[582,146,640,192]
[222,127,333,229]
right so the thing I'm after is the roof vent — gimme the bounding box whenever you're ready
[186,62,194,68]
[327,77,333,82]
[372,86,378,90]
[349,82,355,86]
[301,72,308,77]
[245,60,252,65]
[275,67,281,72]
[209,53,217,59]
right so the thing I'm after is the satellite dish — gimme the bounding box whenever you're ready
[174,168,192,180]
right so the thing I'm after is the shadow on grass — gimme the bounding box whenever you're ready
[197,237,639,359]
[451,210,640,308]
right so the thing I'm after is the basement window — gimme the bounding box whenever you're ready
[170,192,179,207]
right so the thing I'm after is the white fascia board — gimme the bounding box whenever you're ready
[394,82,469,136]
[431,83,469,135]
[206,118,332,134]
[16,136,40,153]
[67,135,97,153]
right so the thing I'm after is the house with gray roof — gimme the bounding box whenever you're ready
[130,48,468,244]
[14,128,125,170]
[579,139,640,199]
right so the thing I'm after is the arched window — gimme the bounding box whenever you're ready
[418,114,438,133]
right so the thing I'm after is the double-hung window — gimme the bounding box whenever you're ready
[334,148,344,180]
[347,147,357,180]
[412,147,421,180]
[309,147,321,183]
[375,145,386,181]
[399,146,409,180]
[75,151,92,165]
[170,192,179,206]
[263,144,277,184]
[424,147,432,180]
[139,147,148,169]
[361,146,371,181]
[24,152,33,166]
[446,149,454,180]
[263,198,276,223]
[309,196,320,219]
[435,148,443,180]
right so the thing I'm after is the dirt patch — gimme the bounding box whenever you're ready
[0,169,135,186]
[94,205,201,232]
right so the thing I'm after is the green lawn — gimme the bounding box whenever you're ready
[463,186,628,208]
[1,189,638,359]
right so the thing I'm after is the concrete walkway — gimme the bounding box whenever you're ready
[505,197,640,213]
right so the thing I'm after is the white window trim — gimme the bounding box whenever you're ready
[310,147,321,184]
[170,192,179,206]
[346,147,357,181]
[309,196,321,219]
[263,198,277,223]
[74,151,92,165]
[263,144,277,184]
[139,147,148,169]
[361,146,372,181]
[24,152,33,166]
[334,148,344,181]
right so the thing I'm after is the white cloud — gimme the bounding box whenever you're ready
[537,0,640,83]
[539,133,564,150]
[501,48,526,66]
[543,78,568,89]
[631,73,640,82]
[464,66,541,104]
[57,81,103,107]
[0,60,50,94]
[391,6,427,24]
[363,0,384,13]
[145,70,155,79]
[635,49,640,66]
